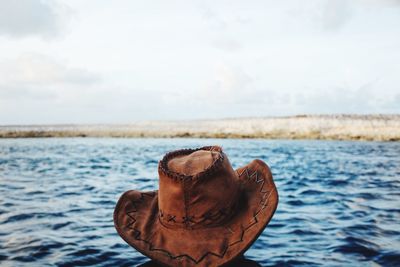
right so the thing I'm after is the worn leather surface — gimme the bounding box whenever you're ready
[168,150,219,176]
[114,146,278,267]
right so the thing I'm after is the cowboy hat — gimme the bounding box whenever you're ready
[114,146,278,267]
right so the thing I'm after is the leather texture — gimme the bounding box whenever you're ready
[114,146,279,267]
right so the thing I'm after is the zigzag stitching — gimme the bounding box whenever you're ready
[129,226,229,263]
[124,167,271,263]
[126,201,229,263]
[125,192,155,229]
[227,167,272,246]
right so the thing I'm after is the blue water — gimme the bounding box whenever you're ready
[0,138,399,267]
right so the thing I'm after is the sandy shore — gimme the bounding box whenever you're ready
[1,115,399,141]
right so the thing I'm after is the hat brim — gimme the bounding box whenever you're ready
[114,159,278,267]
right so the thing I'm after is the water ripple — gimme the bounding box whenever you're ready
[0,138,399,266]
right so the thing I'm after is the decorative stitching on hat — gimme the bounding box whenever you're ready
[121,166,274,264]
[158,201,239,229]
[167,214,176,223]
[237,167,271,213]
[183,215,195,224]
[123,192,156,230]
[158,146,225,181]
[130,227,230,264]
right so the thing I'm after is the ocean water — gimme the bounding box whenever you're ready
[0,138,399,267]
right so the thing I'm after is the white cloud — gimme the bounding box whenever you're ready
[211,38,242,52]
[0,0,399,124]
[0,0,72,39]
[0,53,100,85]
[316,0,353,31]
[0,53,101,99]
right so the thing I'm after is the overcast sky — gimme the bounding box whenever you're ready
[0,0,399,124]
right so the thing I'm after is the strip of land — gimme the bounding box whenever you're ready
[1,115,399,141]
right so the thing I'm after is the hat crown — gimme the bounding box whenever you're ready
[167,150,219,176]
[158,146,241,229]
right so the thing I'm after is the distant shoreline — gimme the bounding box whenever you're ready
[1,115,399,141]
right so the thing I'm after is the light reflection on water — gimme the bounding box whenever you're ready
[0,138,399,266]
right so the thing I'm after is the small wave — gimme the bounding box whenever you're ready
[59,249,121,267]
[88,199,115,206]
[3,213,36,223]
[299,189,323,195]
[355,192,379,200]
[52,221,73,230]
[68,248,101,257]
[3,212,65,224]
[286,200,305,206]
[326,179,349,186]
[289,229,321,236]
[56,191,81,197]
[332,236,380,259]
[374,251,400,267]
[90,165,111,170]
[270,259,321,266]
[26,190,45,195]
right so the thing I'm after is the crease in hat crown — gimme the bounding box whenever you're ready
[158,145,225,180]
[157,145,242,229]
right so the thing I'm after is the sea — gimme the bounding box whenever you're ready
[0,138,399,267]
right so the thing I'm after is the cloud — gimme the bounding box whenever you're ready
[0,0,72,39]
[0,53,101,85]
[199,5,228,30]
[0,85,57,100]
[211,38,242,52]
[292,79,398,114]
[287,0,353,32]
[204,64,252,98]
[198,4,245,51]
[361,0,400,7]
[292,0,400,32]
[0,53,101,99]
[318,0,353,31]
[199,63,275,108]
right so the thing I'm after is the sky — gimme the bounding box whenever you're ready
[0,0,399,124]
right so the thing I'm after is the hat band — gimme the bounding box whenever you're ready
[158,192,241,230]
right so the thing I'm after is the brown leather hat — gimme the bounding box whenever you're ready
[114,146,278,267]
